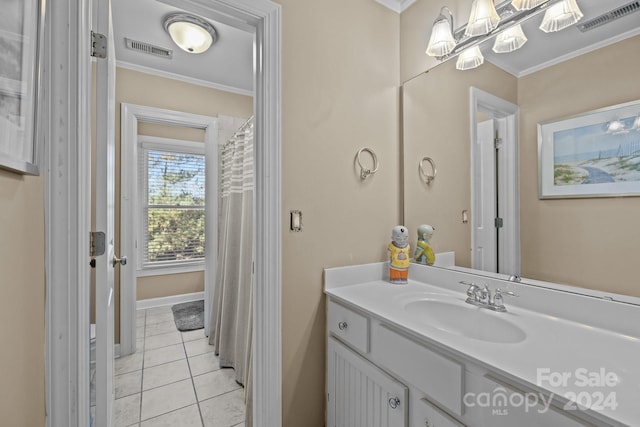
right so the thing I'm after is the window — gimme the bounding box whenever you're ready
[138,137,206,272]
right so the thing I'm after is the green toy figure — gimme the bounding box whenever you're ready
[388,225,410,284]
[414,224,436,265]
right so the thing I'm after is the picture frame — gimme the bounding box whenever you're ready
[0,0,45,175]
[538,99,640,199]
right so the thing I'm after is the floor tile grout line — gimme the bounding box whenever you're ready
[183,335,206,427]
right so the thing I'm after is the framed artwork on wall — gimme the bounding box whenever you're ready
[538,99,640,199]
[0,0,45,175]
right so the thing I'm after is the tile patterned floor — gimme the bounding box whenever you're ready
[113,305,245,427]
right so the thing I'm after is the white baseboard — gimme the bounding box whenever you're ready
[136,291,205,310]
[114,344,120,358]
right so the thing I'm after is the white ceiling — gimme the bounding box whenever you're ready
[110,0,639,92]
[481,0,640,77]
[111,0,254,95]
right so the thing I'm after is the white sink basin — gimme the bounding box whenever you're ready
[404,299,526,344]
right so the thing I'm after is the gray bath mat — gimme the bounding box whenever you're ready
[171,300,205,331]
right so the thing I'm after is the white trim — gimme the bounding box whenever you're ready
[518,27,640,78]
[116,60,255,97]
[374,0,416,13]
[45,0,92,426]
[469,87,520,275]
[136,134,207,274]
[139,135,206,154]
[121,103,217,357]
[136,262,205,277]
[114,344,120,358]
[136,291,205,310]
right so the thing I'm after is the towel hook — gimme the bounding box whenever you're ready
[356,147,379,180]
[418,157,437,184]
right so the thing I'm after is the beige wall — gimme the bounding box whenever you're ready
[277,0,400,425]
[518,35,640,296]
[0,170,45,426]
[402,60,517,268]
[137,271,204,300]
[115,67,253,340]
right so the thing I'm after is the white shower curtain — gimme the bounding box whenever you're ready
[209,117,254,420]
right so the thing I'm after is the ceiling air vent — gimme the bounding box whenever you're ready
[577,1,640,32]
[124,38,173,59]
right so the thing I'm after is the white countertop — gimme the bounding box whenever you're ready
[324,263,640,427]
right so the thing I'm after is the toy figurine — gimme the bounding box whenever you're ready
[388,225,410,284]
[414,224,436,265]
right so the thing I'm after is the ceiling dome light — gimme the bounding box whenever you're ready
[539,0,584,33]
[456,46,485,70]
[163,13,217,54]
[492,24,528,53]
[511,0,548,11]
[426,7,456,57]
[465,0,501,37]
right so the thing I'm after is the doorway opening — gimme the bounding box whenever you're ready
[470,87,520,275]
[44,0,281,426]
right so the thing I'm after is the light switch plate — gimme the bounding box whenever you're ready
[290,210,302,232]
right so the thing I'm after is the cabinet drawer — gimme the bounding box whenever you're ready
[414,396,466,427]
[327,300,369,354]
[464,372,596,427]
[372,323,464,416]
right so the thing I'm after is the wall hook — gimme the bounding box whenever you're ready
[356,147,379,180]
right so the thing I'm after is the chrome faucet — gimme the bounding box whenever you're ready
[460,281,518,312]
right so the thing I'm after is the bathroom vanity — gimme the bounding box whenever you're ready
[324,262,640,427]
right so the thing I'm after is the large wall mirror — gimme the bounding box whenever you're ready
[402,0,640,298]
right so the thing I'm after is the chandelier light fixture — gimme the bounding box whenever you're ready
[539,0,584,33]
[492,24,528,53]
[425,0,585,71]
[425,7,456,57]
[456,46,485,70]
[465,0,501,37]
[511,0,548,11]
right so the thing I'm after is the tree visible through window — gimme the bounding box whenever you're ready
[142,148,205,266]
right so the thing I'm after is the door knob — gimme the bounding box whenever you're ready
[113,255,127,267]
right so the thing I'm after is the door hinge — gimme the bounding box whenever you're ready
[90,231,106,257]
[495,217,504,229]
[91,31,107,59]
[494,137,503,150]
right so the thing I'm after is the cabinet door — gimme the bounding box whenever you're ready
[328,337,408,427]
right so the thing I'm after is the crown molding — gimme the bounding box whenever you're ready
[374,0,416,13]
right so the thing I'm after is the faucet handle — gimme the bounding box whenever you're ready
[462,282,479,297]
[495,288,518,298]
[493,288,518,311]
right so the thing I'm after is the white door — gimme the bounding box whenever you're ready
[473,119,498,273]
[94,0,117,424]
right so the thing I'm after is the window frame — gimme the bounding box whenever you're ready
[136,136,206,276]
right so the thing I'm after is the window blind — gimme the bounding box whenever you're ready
[139,148,206,267]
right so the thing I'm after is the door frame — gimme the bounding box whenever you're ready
[44,0,282,426]
[469,87,520,275]
[120,104,218,356]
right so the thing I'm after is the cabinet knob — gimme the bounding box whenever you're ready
[388,397,400,409]
[338,321,348,330]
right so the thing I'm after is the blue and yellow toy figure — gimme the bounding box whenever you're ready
[414,224,436,265]
[388,225,410,284]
